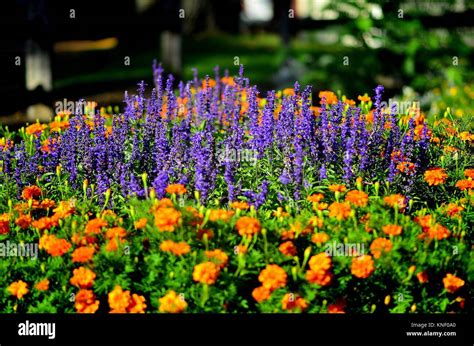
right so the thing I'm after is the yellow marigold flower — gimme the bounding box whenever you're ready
[281,293,308,312]
[424,168,448,186]
[159,290,187,313]
[8,280,29,299]
[328,202,351,220]
[154,207,181,232]
[370,238,393,259]
[209,209,234,222]
[205,249,228,268]
[258,264,287,291]
[230,201,250,210]
[165,184,187,195]
[273,207,289,218]
[235,216,261,237]
[71,246,95,263]
[35,279,50,291]
[160,240,191,256]
[70,267,96,288]
[193,262,220,285]
[382,224,402,236]
[252,286,271,303]
[443,274,465,294]
[351,255,375,279]
[345,190,369,207]
[311,232,329,245]
[75,289,100,313]
[279,241,297,257]
[108,286,131,313]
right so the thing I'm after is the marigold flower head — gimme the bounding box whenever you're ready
[35,279,49,291]
[108,286,131,313]
[75,289,100,313]
[158,290,187,313]
[53,200,75,219]
[307,193,324,203]
[273,207,289,218]
[205,249,228,268]
[134,218,148,229]
[358,94,371,102]
[328,299,346,313]
[416,271,428,284]
[319,91,338,105]
[165,184,187,195]
[21,185,42,200]
[193,262,220,285]
[8,280,29,299]
[425,223,451,240]
[311,232,330,245]
[464,169,474,179]
[282,293,308,312]
[443,274,465,294]
[128,293,147,313]
[252,286,271,303]
[31,215,59,231]
[71,246,95,263]
[345,190,369,207]
[455,179,474,191]
[160,240,191,256]
[383,194,406,210]
[70,267,96,288]
[25,123,47,136]
[328,202,352,220]
[306,269,333,286]
[382,224,402,236]
[85,218,108,235]
[196,228,214,241]
[235,216,261,237]
[39,234,72,256]
[258,264,287,291]
[209,209,234,222]
[0,213,10,234]
[370,238,393,259]
[40,198,55,209]
[444,203,464,217]
[308,216,324,229]
[328,184,346,193]
[424,168,448,186]
[230,201,250,210]
[154,207,181,232]
[351,255,375,279]
[105,227,127,240]
[279,241,297,257]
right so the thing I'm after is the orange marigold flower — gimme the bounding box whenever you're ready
[15,214,32,229]
[444,203,464,217]
[165,184,187,195]
[0,213,10,234]
[328,202,351,220]
[309,216,324,229]
[315,202,328,211]
[53,200,75,219]
[328,184,346,192]
[205,249,228,268]
[193,262,220,285]
[31,215,59,231]
[151,198,174,211]
[309,253,332,272]
[464,169,474,179]
[382,224,402,236]
[235,244,248,255]
[328,299,346,313]
[319,91,338,105]
[414,214,433,230]
[425,223,451,240]
[105,227,127,240]
[383,194,406,210]
[258,264,287,291]
[105,238,124,252]
[35,279,49,291]
[345,190,369,207]
[455,179,474,191]
[307,193,324,203]
[134,218,148,229]
[252,286,271,303]
[209,209,234,222]
[25,123,47,136]
[397,161,416,175]
[108,286,131,313]
[21,185,42,200]
[443,274,465,294]
[279,241,297,257]
[351,255,375,279]
[230,201,250,210]
[39,234,71,256]
[8,280,29,299]
[160,240,191,256]
[39,198,55,209]
[85,218,108,236]
[158,290,187,313]
[71,246,95,263]
[128,293,147,313]
[49,120,70,132]
[235,216,261,237]
[424,168,448,186]
[70,267,96,288]
[75,289,100,313]
[311,232,330,245]
[370,238,393,259]
[197,228,214,241]
[358,94,371,102]
[282,293,308,312]
[154,208,181,232]
[416,271,428,284]
[306,269,333,286]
